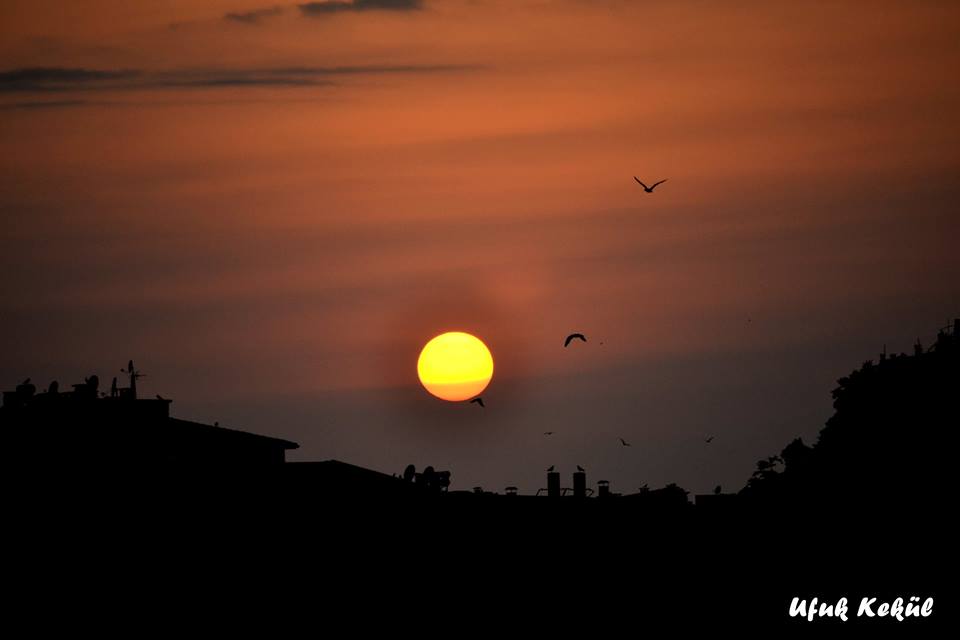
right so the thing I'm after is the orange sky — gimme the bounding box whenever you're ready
[2,1,959,494]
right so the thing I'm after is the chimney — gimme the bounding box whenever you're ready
[573,470,587,498]
[598,480,610,498]
[547,471,560,497]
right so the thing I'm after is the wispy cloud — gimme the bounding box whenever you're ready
[0,99,89,110]
[224,6,285,25]
[0,64,477,94]
[297,0,422,17]
[0,68,141,92]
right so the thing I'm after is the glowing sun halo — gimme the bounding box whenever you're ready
[417,332,494,402]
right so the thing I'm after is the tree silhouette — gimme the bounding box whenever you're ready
[740,323,958,512]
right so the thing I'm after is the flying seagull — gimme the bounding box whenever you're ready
[564,333,587,347]
[576,465,585,472]
[634,177,668,193]
[470,397,485,408]
[704,435,715,443]
[547,465,555,472]
[544,431,554,436]
[619,438,631,447]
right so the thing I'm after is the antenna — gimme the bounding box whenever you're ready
[120,359,145,399]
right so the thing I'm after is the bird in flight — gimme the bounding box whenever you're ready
[634,177,668,193]
[544,431,554,436]
[470,397,485,408]
[564,333,587,347]
[619,438,631,447]
[547,465,555,472]
[704,435,715,443]
[576,465,585,472]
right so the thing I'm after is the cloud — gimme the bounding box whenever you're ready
[224,6,284,25]
[297,0,422,17]
[0,99,89,110]
[0,68,141,92]
[0,64,477,93]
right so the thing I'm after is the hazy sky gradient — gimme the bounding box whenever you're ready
[2,0,958,494]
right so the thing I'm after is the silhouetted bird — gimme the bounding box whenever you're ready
[22,378,30,385]
[156,394,166,401]
[564,333,587,347]
[547,465,555,472]
[577,465,585,472]
[214,421,219,427]
[47,380,59,394]
[470,397,484,408]
[714,485,722,495]
[634,176,668,193]
[544,431,554,436]
[705,436,714,443]
[620,438,631,447]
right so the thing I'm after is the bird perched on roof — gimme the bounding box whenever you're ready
[576,465,585,472]
[564,333,586,347]
[619,438,631,447]
[547,465,555,472]
[634,177,668,193]
[470,397,484,408]
[714,485,722,495]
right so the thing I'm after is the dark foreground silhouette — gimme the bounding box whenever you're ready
[3,321,955,629]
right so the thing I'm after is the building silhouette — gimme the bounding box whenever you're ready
[1,368,297,472]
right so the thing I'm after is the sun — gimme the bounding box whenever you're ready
[417,332,494,402]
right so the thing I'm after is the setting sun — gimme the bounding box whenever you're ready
[417,332,494,402]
